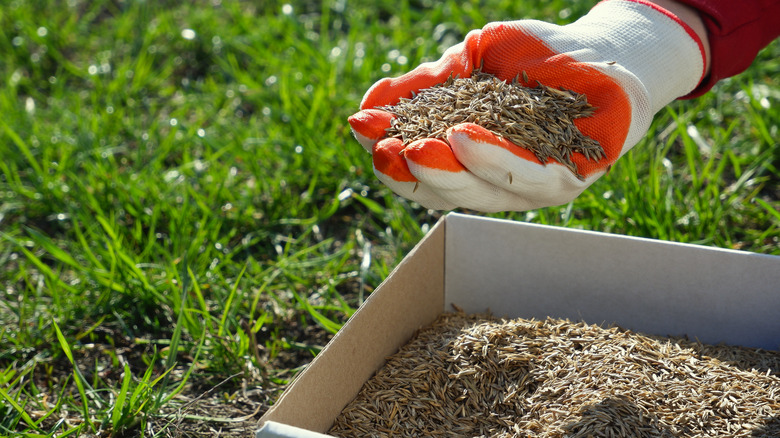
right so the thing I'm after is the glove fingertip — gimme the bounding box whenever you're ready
[349,109,393,138]
[448,123,541,163]
[349,109,395,152]
[360,77,398,109]
[372,138,417,183]
[403,138,466,173]
[447,123,503,145]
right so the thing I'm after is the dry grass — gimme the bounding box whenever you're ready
[380,71,605,179]
[330,311,780,437]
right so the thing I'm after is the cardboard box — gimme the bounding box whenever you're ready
[257,212,780,437]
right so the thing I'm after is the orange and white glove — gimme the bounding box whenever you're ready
[349,0,706,212]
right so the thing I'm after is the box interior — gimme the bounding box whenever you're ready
[443,213,780,349]
[258,213,780,437]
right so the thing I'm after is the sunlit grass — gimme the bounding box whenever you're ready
[0,0,777,435]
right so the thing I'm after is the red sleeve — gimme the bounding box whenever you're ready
[674,0,780,98]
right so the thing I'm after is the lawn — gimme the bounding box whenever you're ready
[0,0,778,436]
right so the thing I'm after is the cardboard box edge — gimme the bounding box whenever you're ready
[256,421,333,438]
[257,214,448,433]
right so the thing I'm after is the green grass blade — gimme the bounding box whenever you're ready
[0,120,43,176]
[0,232,78,294]
[111,363,132,428]
[217,262,248,338]
[51,319,94,431]
[0,386,39,431]
[23,227,81,269]
[292,291,343,335]
[159,329,207,406]
[153,256,190,411]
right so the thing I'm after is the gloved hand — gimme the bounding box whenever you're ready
[349,0,706,212]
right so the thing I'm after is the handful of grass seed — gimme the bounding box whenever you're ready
[379,71,605,180]
[329,312,780,438]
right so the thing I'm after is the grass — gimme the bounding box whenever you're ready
[0,0,778,436]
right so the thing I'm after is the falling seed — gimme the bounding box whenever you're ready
[379,70,605,180]
[412,182,419,193]
[508,172,513,184]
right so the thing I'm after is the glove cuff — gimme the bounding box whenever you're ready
[569,0,706,114]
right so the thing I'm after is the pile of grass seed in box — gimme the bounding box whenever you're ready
[379,70,605,180]
[329,312,780,438]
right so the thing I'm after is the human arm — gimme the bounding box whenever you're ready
[663,0,780,98]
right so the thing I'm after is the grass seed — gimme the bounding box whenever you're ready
[379,71,605,180]
[329,312,780,438]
